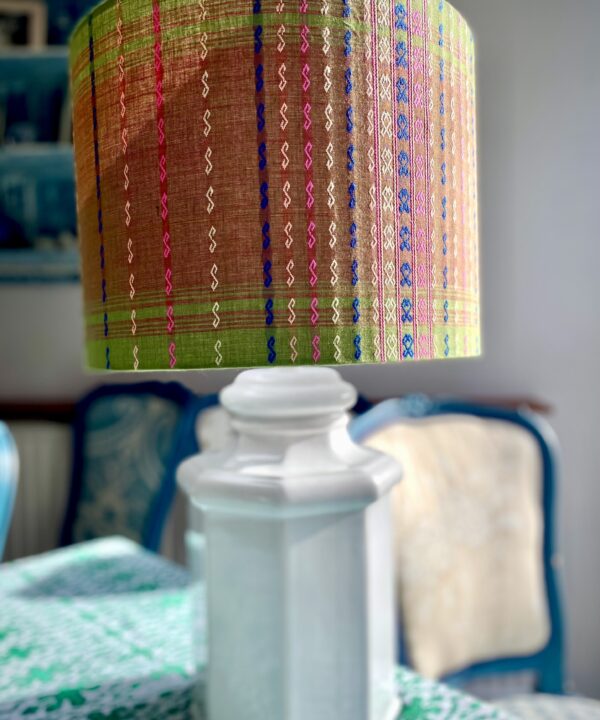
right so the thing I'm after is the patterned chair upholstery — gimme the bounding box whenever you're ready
[0,421,19,561]
[60,382,217,552]
[350,397,564,698]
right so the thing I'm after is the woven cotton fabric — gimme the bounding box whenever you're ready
[70,0,480,371]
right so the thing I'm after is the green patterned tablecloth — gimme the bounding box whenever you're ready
[0,538,516,719]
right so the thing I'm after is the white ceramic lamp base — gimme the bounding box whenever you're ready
[178,367,401,720]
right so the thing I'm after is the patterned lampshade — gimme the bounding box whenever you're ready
[70,0,479,371]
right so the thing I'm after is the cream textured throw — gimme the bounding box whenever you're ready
[365,415,550,679]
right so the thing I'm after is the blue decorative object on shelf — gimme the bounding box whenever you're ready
[0,49,77,282]
[0,50,69,143]
[0,144,77,282]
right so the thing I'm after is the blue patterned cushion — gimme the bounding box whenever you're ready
[70,394,184,547]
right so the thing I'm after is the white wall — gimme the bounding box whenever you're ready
[1,0,599,698]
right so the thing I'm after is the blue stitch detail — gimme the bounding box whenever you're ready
[443,232,448,256]
[265,297,274,323]
[397,77,408,104]
[443,266,449,290]
[401,298,413,323]
[441,127,446,150]
[254,26,263,54]
[441,162,447,185]
[444,300,449,323]
[398,189,410,214]
[100,245,105,270]
[255,63,264,91]
[344,30,352,56]
[257,103,266,131]
[346,107,354,133]
[263,261,273,289]
[397,114,409,141]
[444,334,450,357]
[260,182,269,209]
[439,23,444,47]
[440,92,445,115]
[345,68,353,95]
[352,298,361,324]
[442,195,447,220]
[346,1,358,362]
[400,262,412,288]
[398,151,410,178]
[105,347,111,369]
[400,226,411,251]
[440,58,445,82]
[395,4,407,30]
[350,222,358,249]
[103,311,108,336]
[403,334,415,359]
[396,41,408,69]
[258,142,267,170]
[253,0,262,14]
[348,182,356,209]
[268,336,277,364]
[347,144,355,171]
[102,279,107,303]
[262,222,271,250]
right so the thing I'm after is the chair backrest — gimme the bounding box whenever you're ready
[0,421,19,560]
[60,382,218,552]
[350,396,564,695]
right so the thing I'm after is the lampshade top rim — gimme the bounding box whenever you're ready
[69,0,474,52]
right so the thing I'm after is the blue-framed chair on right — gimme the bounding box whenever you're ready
[351,396,565,699]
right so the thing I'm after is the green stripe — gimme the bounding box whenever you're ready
[70,2,474,93]
[86,290,480,319]
[84,295,380,327]
[86,323,479,371]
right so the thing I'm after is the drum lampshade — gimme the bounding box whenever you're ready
[70,0,479,370]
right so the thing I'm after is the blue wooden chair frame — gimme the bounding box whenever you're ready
[0,421,18,561]
[60,381,218,553]
[350,395,565,694]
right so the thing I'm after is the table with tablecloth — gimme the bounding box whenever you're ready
[0,538,595,720]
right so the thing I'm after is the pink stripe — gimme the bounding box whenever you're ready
[459,33,469,333]
[299,2,319,340]
[116,0,137,368]
[276,4,296,336]
[369,0,386,362]
[391,0,402,354]
[152,0,176,368]
[312,334,321,363]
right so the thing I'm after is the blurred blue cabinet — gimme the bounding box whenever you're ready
[0,50,78,282]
